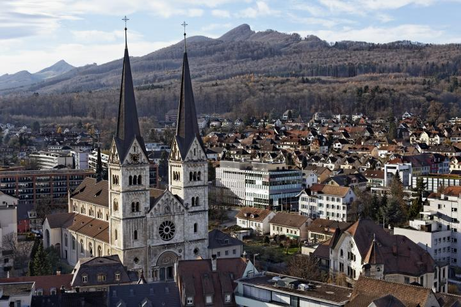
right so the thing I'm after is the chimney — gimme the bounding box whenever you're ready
[211,254,217,272]
[56,267,62,275]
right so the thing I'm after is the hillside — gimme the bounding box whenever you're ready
[1,24,461,143]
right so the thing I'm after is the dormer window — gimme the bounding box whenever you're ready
[224,293,232,303]
[82,274,88,283]
[186,297,194,305]
[205,295,213,305]
[97,273,107,282]
[115,272,121,281]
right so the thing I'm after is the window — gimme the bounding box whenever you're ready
[50,288,57,295]
[72,237,75,250]
[186,297,194,305]
[97,274,107,282]
[82,274,88,283]
[129,175,133,185]
[133,175,137,185]
[136,202,140,212]
[134,230,138,240]
[115,272,121,281]
[88,242,93,256]
[205,295,213,305]
[132,202,136,212]
[114,200,119,211]
[138,175,142,185]
[197,171,201,181]
[98,245,102,257]
[190,172,193,181]
[224,294,232,303]
[80,240,84,255]
[115,229,118,240]
[233,249,236,255]
[194,223,198,233]
[64,234,68,247]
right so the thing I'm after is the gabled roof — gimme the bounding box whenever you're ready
[0,274,72,296]
[113,41,148,163]
[174,52,205,160]
[269,212,308,228]
[346,276,435,307]
[235,207,274,222]
[109,282,180,307]
[71,177,108,207]
[67,214,109,243]
[177,258,248,307]
[208,229,243,249]
[45,212,75,229]
[72,255,133,287]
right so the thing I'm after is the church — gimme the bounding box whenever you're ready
[43,26,209,282]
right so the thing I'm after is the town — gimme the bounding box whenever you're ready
[0,31,460,307]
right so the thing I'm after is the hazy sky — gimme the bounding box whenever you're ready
[1,0,461,75]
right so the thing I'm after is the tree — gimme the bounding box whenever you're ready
[3,233,33,277]
[370,194,381,222]
[32,121,40,132]
[208,161,216,182]
[409,178,426,220]
[285,255,326,281]
[32,243,52,276]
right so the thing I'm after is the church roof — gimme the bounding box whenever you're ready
[45,212,75,229]
[114,38,148,163]
[175,51,204,160]
[67,214,109,243]
[71,177,108,207]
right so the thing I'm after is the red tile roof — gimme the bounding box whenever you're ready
[0,274,73,295]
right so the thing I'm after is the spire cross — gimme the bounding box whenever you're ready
[122,16,129,47]
[181,21,188,51]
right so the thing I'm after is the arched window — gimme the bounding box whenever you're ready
[195,197,199,206]
[134,230,138,240]
[98,245,102,257]
[80,240,84,255]
[114,200,119,211]
[194,223,198,233]
[89,242,93,257]
[81,206,85,214]
[193,172,197,181]
[138,175,142,185]
[192,197,195,207]
[133,175,137,185]
[97,210,102,219]
[131,202,136,212]
[72,236,75,250]
[89,208,94,216]
[197,171,201,181]
[129,175,133,185]
[136,202,140,212]
[115,229,118,240]
[190,172,193,182]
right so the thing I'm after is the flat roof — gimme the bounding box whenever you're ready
[237,272,352,305]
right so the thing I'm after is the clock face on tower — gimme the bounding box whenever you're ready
[159,221,176,241]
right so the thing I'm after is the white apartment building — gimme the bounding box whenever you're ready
[384,162,412,187]
[235,208,275,235]
[298,184,356,222]
[29,151,74,169]
[88,150,109,171]
[0,192,18,278]
[216,161,302,210]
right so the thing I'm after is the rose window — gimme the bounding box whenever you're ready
[159,221,176,241]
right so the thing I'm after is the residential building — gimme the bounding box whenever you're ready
[235,272,352,307]
[208,229,244,259]
[305,219,351,244]
[0,282,34,307]
[324,173,367,191]
[176,257,256,307]
[71,255,137,292]
[298,184,356,221]
[0,274,73,296]
[235,208,275,235]
[269,212,309,240]
[346,276,444,307]
[320,218,448,292]
[384,161,412,187]
[362,170,385,187]
[88,149,109,171]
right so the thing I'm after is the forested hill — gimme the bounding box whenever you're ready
[1,24,461,134]
[2,24,460,95]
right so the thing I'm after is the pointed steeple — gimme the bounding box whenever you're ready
[114,20,147,162]
[175,27,204,160]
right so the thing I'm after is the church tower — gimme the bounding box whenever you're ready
[168,36,209,258]
[108,24,150,272]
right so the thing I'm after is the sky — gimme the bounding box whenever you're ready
[1,0,461,76]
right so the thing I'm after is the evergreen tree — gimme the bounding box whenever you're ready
[27,238,40,276]
[370,193,380,221]
[409,178,426,219]
[301,156,308,169]
[32,243,52,276]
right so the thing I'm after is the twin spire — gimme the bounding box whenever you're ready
[114,18,201,162]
